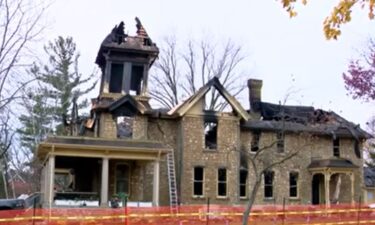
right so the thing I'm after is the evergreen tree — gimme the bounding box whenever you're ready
[18,36,97,152]
[18,71,53,154]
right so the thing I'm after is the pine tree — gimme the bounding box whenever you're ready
[19,36,97,146]
[35,36,96,135]
[16,36,97,192]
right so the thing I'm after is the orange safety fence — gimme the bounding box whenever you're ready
[1,203,375,225]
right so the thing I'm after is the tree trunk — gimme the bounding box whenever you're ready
[242,177,262,225]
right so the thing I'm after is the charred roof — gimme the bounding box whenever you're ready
[95,18,159,69]
[242,102,371,139]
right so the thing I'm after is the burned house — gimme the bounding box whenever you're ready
[38,19,370,208]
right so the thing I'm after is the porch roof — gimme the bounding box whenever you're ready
[308,158,358,170]
[37,136,171,161]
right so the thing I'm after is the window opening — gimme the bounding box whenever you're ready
[239,169,248,198]
[217,168,227,197]
[130,65,144,95]
[354,140,361,158]
[204,122,217,149]
[109,63,124,93]
[264,170,274,198]
[276,131,284,153]
[333,138,340,157]
[251,131,261,152]
[193,167,204,196]
[289,172,298,198]
[116,116,134,138]
[116,164,130,195]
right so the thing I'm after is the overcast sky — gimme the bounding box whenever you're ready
[42,0,375,128]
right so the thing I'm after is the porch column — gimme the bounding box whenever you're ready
[101,157,109,207]
[350,173,355,204]
[152,160,160,206]
[324,172,331,207]
[48,155,55,207]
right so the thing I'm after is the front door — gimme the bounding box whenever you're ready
[312,174,321,205]
[115,164,130,195]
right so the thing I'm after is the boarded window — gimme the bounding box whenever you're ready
[217,168,227,197]
[276,132,284,153]
[239,169,248,198]
[204,122,217,149]
[289,172,298,198]
[264,171,274,198]
[193,167,204,196]
[109,63,124,93]
[333,138,340,157]
[130,65,144,95]
[116,116,134,138]
[116,164,130,195]
[251,131,261,152]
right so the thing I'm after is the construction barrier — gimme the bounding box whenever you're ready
[1,203,375,225]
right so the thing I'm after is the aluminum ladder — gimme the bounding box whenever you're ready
[167,151,178,211]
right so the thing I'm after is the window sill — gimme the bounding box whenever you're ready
[216,196,228,200]
[192,196,205,199]
[239,197,248,200]
[203,148,217,152]
[289,197,300,201]
[263,197,275,201]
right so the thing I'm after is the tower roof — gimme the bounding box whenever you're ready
[95,18,159,68]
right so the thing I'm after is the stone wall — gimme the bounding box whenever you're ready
[108,159,146,202]
[96,109,364,207]
[99,113,117,139]
[240,130,363,205]
[178,115,241,204]
[133,115,148,140]
[147,118,178,206]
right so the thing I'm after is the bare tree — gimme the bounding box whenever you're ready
[237,95,316,225]
[0,0,47,197]
[149,36,247,110]
[0,0,46,111]
[240,132,313,225]
[0,110,16,198]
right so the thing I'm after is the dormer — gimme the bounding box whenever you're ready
[95,18,159,101]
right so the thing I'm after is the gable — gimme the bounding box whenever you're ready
[168,77,250,120]
[108,94,147,117]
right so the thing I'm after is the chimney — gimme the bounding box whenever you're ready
[248,79,263,112]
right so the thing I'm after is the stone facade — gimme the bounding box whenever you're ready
[141,113,365,206]
[38,20,370,208]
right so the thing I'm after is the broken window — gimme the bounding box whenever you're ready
[54,169,75,192]
[333,137,340,157]
[217,168,227,197]
[129,65,144,95]
[193,167,204,197]
[251,131,261,152]
[289,172,298,198]
[116,164,130,195]
[264,170,274,198]
[116,116,134,138]
[109,63,124,93]
[276,131,284,153]
[204,122,217,149]
[239,169,248,198]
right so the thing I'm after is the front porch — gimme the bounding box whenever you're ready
[38,136,170,208]
[308,158,358,207]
